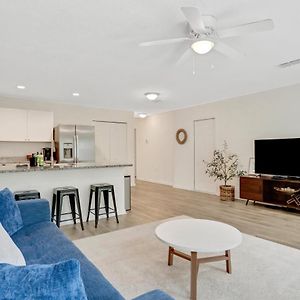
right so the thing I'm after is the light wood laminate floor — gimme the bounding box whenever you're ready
[62,180,300,249]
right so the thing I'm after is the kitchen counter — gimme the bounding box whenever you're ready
[0,163,133,173]
[0,163,132,224]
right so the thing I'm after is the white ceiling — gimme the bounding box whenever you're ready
[1,0,300,114]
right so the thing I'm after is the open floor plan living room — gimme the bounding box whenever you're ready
[0,1,299,300]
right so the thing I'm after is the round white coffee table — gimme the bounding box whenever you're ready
[155,219,242,300]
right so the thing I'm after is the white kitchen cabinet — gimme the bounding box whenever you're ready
[27,110,54,142]
[0,108,53,142]
[95,122,127,164]
[0,108,27,141]
[110,123,127,163]
[95,122,110,164]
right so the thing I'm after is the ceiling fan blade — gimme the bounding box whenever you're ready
[214,41,243,60]
[181,7,206,32]
[218,19,274,38]
[139,37,189,47]
[175,47,193,66]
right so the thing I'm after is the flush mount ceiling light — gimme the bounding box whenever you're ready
[16,85,26,89]
[134,112,148,119]
[191,40,215,55]
[138,113,147,118]
[72,92,80,97]
[144,92,159,101]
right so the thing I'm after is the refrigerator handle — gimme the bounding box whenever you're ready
[76,135,79,163]
[73,135,77,163]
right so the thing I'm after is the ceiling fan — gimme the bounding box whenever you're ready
[139,7,274,62]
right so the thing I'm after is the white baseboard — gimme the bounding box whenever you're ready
[136,177,173,186]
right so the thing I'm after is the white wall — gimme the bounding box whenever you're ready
[0,96,135,183]
[136,83,300,196]
[136,112,175,186]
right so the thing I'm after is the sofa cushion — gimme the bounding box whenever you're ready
[0,188,23,236]
[0,259,87,300]
[12,222,124,300]
[0,223,25,266]
[133,290,175,300]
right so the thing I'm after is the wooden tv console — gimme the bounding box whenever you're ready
[240,175,300,210]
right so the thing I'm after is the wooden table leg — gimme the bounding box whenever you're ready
[190,251,198,300]
[225,250,232,274]
[168,246,174,266]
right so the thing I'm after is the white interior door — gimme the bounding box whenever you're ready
[194,118,216,194]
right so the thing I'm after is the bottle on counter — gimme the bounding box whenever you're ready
[36,152,40,166]
[39,152,44,167]
[29,153,36,167]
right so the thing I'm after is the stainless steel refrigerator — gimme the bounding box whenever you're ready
[54,125,95,163]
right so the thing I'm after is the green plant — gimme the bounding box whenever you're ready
[204,141,245,186]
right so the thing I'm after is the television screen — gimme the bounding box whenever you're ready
[254,138,300,177]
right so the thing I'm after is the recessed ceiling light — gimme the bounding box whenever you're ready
[72,92,80,97]
[191,40,215,55]
[16,85,26,90]
[145,92,159,101]
[134,112,148,119]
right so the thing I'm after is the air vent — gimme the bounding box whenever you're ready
[278,59,300,68]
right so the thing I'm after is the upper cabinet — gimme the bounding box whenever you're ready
[0,108,54,142]
[0,108,28,141]
[27,110,54,142]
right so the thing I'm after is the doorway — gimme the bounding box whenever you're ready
[194,118,216,194]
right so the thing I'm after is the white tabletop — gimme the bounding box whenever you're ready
[155,219,242,253]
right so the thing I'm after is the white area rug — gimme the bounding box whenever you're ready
[74,216,300,300]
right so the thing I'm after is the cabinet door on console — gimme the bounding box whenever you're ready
[240,176,263,202]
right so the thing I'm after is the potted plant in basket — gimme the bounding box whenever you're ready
[204,141,245,201]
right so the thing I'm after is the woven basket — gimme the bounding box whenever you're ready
[219,185,235,201]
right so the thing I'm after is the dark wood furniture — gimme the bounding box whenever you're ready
[240,176,300,210]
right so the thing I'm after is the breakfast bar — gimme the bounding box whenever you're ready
[0,163,132,224]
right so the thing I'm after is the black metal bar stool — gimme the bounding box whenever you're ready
[14,190,41,201]
[86,183,119,228]
[51,186,84,230]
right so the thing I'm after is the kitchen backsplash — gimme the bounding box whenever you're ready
[0,156,28,164]
[0,142,50,163]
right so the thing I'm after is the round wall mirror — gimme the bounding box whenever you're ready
[176,128,188,144]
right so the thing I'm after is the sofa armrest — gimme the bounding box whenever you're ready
[17,199,50,227]
[132,290,174,300]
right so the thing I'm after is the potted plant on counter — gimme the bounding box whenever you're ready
[204,142,245,201]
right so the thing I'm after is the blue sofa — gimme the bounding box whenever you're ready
[11,199,173,300]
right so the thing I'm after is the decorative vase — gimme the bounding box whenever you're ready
[219,185,235,201]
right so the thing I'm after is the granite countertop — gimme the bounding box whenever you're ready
[0,163,133,174]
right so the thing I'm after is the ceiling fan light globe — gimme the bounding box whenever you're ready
[191,40,215,54]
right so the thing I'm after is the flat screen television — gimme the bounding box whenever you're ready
[254,138,300,177]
